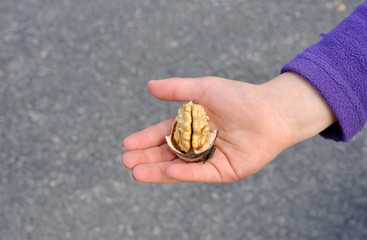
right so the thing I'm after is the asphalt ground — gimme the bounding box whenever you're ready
[1,0,367,239]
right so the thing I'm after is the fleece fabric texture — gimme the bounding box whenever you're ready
[281,1,367,142]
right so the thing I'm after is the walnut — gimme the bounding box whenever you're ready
[173,102,192,153]
[166,101,218,162]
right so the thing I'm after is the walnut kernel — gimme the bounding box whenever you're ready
[166,101,218,162]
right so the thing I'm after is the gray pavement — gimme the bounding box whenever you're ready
[1,0,367,239]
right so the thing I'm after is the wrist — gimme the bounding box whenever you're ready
[260,72,337,144]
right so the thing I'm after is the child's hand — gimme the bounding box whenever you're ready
[121,73,336,183]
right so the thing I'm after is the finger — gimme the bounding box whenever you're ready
[122,118,174,151]
[131,161,182,183]
[121,144,176,169]
[165,162,223,183]
[129,149,224,183]
[147,77,213,102]
[131,152,238,183]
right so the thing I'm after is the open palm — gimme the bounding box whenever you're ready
[121,76,297,183]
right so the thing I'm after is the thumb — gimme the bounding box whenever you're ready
[147,77,211,102]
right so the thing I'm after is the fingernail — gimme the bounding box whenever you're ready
[122,145,127,152]
[129,171,137,182]
[120,156,127,170]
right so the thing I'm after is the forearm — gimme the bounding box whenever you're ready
[260,72,337,145]
[281,1,367,141]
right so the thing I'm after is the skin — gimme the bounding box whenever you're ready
[121,72,337,183]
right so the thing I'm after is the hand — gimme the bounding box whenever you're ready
[121,73,336,183]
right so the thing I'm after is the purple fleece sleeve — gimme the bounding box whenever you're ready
[281,1,367,141]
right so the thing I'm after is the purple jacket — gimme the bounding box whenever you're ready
[281,1,367,141]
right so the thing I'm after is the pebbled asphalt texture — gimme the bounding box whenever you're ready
[1,0,367,239]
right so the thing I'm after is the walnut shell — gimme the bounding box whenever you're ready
[166,101,218,162]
